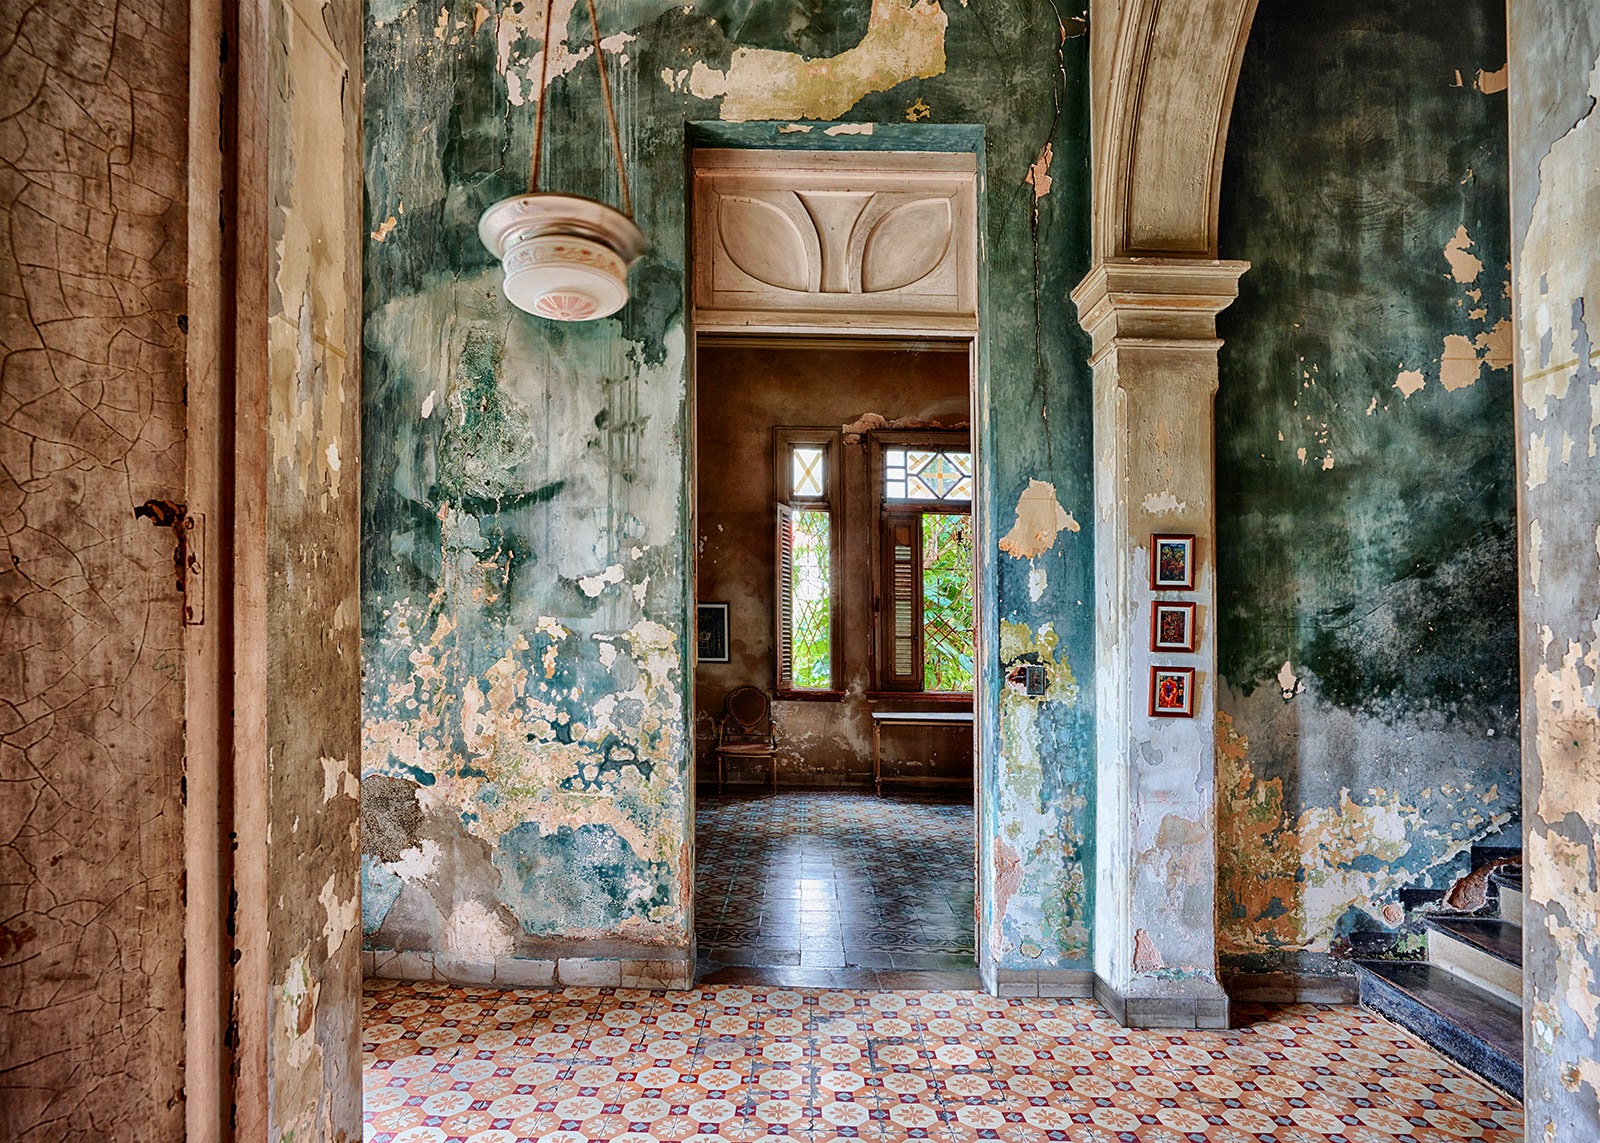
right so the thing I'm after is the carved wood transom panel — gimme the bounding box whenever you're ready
[692,150,978,335]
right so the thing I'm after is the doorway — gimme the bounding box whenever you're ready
[692,340,978,982]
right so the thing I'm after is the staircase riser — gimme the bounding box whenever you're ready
[1499,885,1523,925]
[1429,934,1522,1003]
[1357,972,1523,1100]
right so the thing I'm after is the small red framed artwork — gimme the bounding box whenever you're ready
[1150,601,1197,653]
[1150,533,1196,591]
[1149,665,1196,718]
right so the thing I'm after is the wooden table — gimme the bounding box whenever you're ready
[870,710,975,796]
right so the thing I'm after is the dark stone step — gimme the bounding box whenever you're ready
[1470,844,1522,869]
[1490,867,1522,893]
[1425,917,1523,968]
[1355,961,1522,1100]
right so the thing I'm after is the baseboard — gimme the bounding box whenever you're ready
[1094,975,1230,1029]
[991,967,1095,998]
[1223,969,1358,1004]
[363,945,695,991]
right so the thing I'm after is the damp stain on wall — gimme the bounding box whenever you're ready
[361,0,1096,973]
[1214,0,1521,975]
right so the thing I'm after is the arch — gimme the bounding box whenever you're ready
[1090,0,1259,259]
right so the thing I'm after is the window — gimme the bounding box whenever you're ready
[877,435,974,695]
[771,427,974,699]
[775,431,838,692]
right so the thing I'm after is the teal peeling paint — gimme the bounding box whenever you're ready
[361,0,1096,970]
[1215,0,1520,969]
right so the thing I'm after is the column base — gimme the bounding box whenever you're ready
[1094,974,1230,1029]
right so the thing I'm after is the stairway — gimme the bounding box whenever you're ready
[1355,852,1524,1100]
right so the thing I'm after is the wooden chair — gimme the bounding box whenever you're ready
[715,686,778,792]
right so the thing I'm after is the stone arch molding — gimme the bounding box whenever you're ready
[1090,0,1260,259]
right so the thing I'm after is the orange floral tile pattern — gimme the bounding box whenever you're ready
[363,979,1522,1143]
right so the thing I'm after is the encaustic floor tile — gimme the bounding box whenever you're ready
[363,981,1521,1143]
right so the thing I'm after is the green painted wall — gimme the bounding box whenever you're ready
[360,0,1098,973]
[1215,0,1520,974]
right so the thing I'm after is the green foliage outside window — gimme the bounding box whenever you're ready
[791,508,832,688]
[922,512,974,692]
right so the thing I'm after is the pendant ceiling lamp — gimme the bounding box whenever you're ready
[478,0,645,322]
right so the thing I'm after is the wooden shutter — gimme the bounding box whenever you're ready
[776,504,794,690]
[880,512,922,690]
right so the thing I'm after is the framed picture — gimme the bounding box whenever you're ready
[1149,665,1196,718]
[697,602,730,663]
[1150,601,1197,653]
[1150,533,1196,591]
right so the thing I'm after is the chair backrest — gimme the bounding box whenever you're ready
[724,685,769,732]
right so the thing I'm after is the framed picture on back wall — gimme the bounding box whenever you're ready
[697,602,730,663]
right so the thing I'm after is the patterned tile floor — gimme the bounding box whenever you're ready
[696,792,975,974]
[362,979,1523,1142]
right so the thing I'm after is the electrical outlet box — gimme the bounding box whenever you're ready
[1021,664,1047,697]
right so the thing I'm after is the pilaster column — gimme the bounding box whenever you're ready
[1070,257,1247,1028]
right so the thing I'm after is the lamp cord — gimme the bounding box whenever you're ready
[529,0,555,194]
[586,0,633,217]
[528,0,634,220]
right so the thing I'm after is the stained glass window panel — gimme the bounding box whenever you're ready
[791,445,825,499]
[885,447,972,503]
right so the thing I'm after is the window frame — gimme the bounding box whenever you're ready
[868,429,974,699]
[773,427,843,699]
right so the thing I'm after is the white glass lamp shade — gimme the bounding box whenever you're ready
[478,193,646,321]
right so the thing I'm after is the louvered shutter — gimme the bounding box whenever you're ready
[881,512,922,690]
[776,504,795,690]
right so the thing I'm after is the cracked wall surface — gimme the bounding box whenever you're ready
[1508,2,1600,1137]
[1214,0,1520,977]
[0,0,189,1136]
[361,0,1096,976]
[262,0,364,1136]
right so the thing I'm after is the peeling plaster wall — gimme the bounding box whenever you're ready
[1508,2,1600,1135]
[694,344,970,788]
[0,0,189,1135]
[261,0,365,1136]
[361,0,1095,975]
[1214,0,1520,976]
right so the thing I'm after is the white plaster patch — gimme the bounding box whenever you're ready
[1439,333,1482,391]
[319,872,359,959]
[1026,142,1053,200]
[999,479,1079,559]
[578,564,626,597]
[1028,565,1047,603]
[823,122,873,135]
[386,838,443,882]
[687,0,947,122]
[444,898,515,960]
[421,389,435,418]
[1276,660,1305,701]
[1140,490,1186,516]
[278,950,319,1069]
[1443,224,1483,283]
[778,123,813,133]
[1395,369,1426,398]
[321,754,359,803]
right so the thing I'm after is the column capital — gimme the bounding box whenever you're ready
[1070,257,1250,359]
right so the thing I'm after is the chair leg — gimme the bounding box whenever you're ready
[770,754,777,795]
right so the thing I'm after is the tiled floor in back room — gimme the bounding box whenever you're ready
[362,980,1524,1142]
[694,792,976,980]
